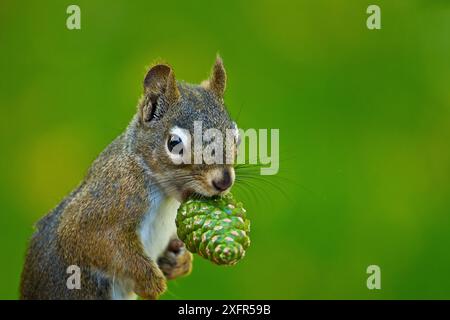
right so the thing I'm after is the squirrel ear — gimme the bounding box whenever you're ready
[143,64,180,104]
[202,55,227,100]
[141,64,180,124]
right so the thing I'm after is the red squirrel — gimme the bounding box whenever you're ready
[20,56,237,299]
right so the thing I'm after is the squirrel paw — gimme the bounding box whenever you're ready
[135,268,167,300]
[158,239,193,280]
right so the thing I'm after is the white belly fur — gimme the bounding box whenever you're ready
[138,185,180,262]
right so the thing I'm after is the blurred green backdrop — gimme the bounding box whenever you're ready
[1,0,450,299]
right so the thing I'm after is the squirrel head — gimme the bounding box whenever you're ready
[134,56,240,201]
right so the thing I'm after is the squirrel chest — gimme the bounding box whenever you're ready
[138,185,180,261]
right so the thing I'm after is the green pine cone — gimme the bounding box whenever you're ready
[176,193,250,265]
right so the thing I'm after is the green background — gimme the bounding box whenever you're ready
[1,0,449,299]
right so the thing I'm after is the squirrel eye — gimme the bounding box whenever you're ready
[167,134,183,155]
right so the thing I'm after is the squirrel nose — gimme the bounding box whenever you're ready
[212,169,233,192]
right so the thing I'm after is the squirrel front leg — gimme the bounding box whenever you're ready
[113,233,167,299]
